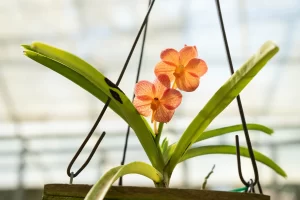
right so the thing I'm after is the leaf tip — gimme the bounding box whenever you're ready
[261,40,280,55]
[268,128,274,135]
[282,171,288,178]
[262,125,274,135]
[21,44,35,52]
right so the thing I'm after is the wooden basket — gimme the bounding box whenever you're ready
[42,184,270,200]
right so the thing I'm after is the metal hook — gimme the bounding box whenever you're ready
[66,0,157,180]
[244,179,255,193]
[67,131,106,178]
[69,172,74,184]
[235,135,249,186]
[215,0,263,194]
[236,135,262,194]
[250,180,254,192]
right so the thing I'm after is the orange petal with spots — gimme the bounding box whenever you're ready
[160,88,182,110]
[133,98,152,117]
[160,48,180,66]
[175,71,200,92]
[179,46,198,66]
[154,61,176,82]
[134,80,155,98]
[153,74,171,98]
[185,58,208,78]
[153,105,175,123]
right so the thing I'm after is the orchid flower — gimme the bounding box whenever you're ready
[133,75,182,133]
[154,45,208,92]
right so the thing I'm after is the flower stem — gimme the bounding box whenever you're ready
[154,121,158,134]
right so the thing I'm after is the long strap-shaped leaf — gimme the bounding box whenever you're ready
[24,49,126,121]
[84,161,163,200]
[180,145,287,178]
[23,43,126,119]
[22,42,165,171]
[196,123,273,143]
[163,123,273,162]
[166,41,279,175]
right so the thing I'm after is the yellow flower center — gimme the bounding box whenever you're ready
[151,97,160,111]
[150,97,160,126]
[173,64,185,78]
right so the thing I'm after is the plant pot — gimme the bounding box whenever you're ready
[42,184,270,200]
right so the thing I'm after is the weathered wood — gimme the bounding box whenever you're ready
[43,184,270,200]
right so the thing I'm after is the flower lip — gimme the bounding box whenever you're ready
[151,98,160,111]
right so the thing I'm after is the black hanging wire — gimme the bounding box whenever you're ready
[118,0,152,186]
[214,0,263,194]
[67,0,157,182]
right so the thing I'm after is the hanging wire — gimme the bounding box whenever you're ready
[66,0,157,181]
[67,131,106,179]
[246,179,256,193]
[235,135,249,187]
[69,172,74,184]
[118,0,152,186]
[214,0,263,194]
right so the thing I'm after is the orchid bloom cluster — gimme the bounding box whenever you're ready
[133,45,208,133]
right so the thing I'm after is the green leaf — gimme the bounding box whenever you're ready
[23,49,126,121]
[196,123,273,143]
[160,137,169,154]
[84,162,163,200]
[166,41,279,176]
[163,123,273,163]
[155,122,164,147]
[22,42,165,171]
[180,145,287,178]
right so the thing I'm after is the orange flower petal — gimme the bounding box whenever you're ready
[134,80,155,98]
[185,58,208,78]
[160,88,182,110]
[153,74,171,99]
[133,98,152,117]
[153,105,175,123]
[160,48,180,66]
[175,72,200,92]
[154,61,176,82]
[179,46,198,66]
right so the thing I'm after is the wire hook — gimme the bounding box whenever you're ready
[247,179,256,193]
[66,0,157,180]
[244,179,255,193]
[235,135,249,186]
[215,0,263,194]
[69,172,74,184]
[67,131,106,178]
[236,135,263,193]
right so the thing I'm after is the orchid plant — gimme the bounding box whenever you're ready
[22,40,286,200]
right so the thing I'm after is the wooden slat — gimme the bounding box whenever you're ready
[43,184,270,200]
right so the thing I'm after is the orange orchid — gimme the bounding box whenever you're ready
[133,75,182,133]
[154,45,208,92]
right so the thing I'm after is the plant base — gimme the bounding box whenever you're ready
[42,184,270,200]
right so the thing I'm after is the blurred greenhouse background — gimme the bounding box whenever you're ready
[0,0,300,199]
